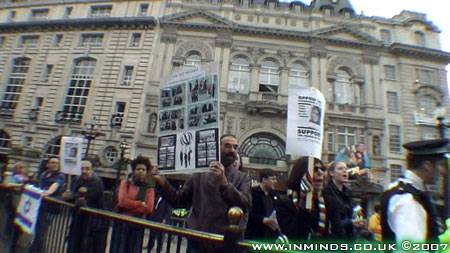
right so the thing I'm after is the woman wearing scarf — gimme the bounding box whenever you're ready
[110,155,155,253]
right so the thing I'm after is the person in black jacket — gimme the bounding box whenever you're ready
[275,157,328,240]
[64,160,107,253]
[323,161,364,239]
[246,169,279,241]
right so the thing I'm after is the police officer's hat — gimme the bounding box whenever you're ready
[403,139,449,156]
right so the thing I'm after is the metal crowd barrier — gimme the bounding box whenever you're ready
[0,184,253,253]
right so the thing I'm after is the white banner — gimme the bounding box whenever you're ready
[60,136,83,175]
[286,87,326,159]
[158,64,220,173]
[14,184,44,235]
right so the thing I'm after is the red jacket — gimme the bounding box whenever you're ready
[117,180,155,217]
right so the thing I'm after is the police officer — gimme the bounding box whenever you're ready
[381,139,449,243]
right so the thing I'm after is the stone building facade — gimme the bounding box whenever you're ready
[0,0,449,190]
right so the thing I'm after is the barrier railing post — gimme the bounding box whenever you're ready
[224,207,244,253]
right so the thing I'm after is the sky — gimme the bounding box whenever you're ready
[305,0,450,88]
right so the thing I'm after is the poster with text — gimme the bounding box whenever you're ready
[158,65,220,172]
[286,87,325,159]
[60,136,83,175]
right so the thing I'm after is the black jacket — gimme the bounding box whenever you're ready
[246,186,279,240]
[275,195,327,240]
[71,174,104,209]
[323,181,354,239]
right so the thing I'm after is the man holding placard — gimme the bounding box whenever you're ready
[151,134,252,253]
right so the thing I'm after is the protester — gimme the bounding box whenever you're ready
[147,185,173,253]
[65,160,106,253]
[151,134,252,253]
[323,161,364,239]
[246,169,279,241]
[29,157,66,253]
[368,204,382,241]
[276,157,328,240]
[381,139,448,243]
[6,162,29,184]
[110,155,155,253]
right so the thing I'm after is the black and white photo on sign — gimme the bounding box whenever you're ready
[187,102,217,129]
[60,136,83,175]
[158,135,176,169]
[176,131,196,170]
[160,83,185,109]
[187,75,217,104]
[195,128,219,168]
[160,108,185,132]
[309,105,322,126]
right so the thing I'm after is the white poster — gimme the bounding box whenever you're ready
[286,87,326,159]
[60,136,83,175]
[158,65,220,172]
[14,184,44,235]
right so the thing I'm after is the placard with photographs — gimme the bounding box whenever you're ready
[158,64,220,172]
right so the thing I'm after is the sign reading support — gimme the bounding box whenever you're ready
[14,185,44,235]
[158,65,220,173]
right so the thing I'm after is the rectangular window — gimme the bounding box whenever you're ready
[384,65,396,80]
[19,35,39,47]
[0,36,4,47]
[80,33,104,47]
[380,29,391,44]
[337,127,356,150]
[138,3,149,16]
[90,5,112,17]
[121,66,134,86]
[416,69,433,84]
[31,8,49,20]
[387,91,399,113]
[35,97,44,107]
[64,7,73,18]
[42,64,53,82]
[53,34,63,46]
[389,125,402,153]
[129,33,141,47]
[115,102,126,113]
[1,58,31,109]
[390,164,402,182]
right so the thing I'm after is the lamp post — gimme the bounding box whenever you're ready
[115,139,129,186]
[81,118,102,159]
[435,108,450,219]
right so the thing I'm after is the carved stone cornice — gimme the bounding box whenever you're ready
[389,43,450,64]
[161,24,178,44]
[0,17,157,32]
[215,28,233,48]
[245,100,287,116]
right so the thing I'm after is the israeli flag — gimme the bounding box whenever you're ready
[14,184,44,235]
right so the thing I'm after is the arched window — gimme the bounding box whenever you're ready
[334,68,360,104]
[104,146,119,164]
[288,61,309,88]
[414,31,425,47]
[228,55,250,94]
[0,130,11,152]
[380,29,391,44]
[44,136,62,158]
[1,57,31,109]
[259,58,280,93]
[240,133,285,165]
[418,95,438,116]
[184,51,201,70]
[63,58,96,117]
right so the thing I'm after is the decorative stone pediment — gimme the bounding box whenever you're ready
[312,24,380,46]
[160,10,234,28]
[326,55,365,80]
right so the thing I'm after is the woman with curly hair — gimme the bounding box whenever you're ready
[110,155,155,253]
